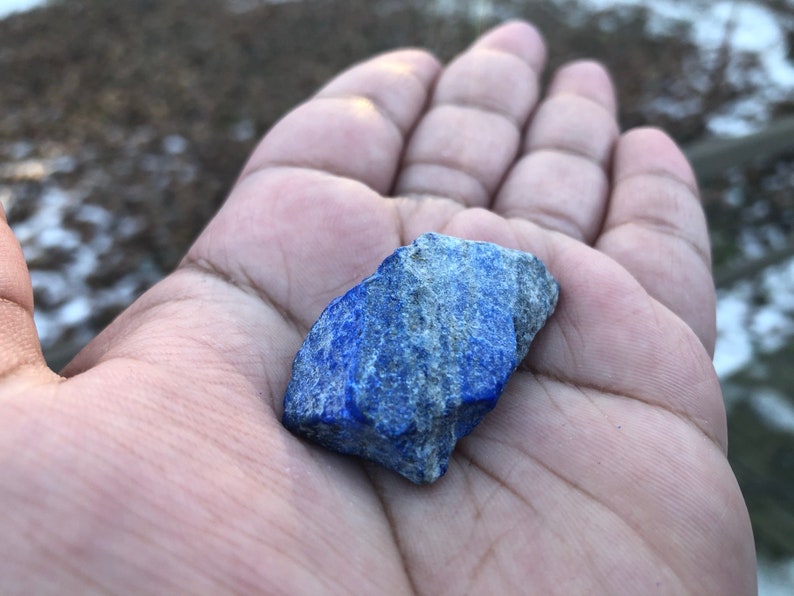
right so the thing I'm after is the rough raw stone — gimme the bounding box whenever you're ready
[282,233,559,484]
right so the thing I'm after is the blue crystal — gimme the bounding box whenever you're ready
[282,233,559,484]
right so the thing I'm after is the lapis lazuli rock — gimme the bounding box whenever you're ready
[282,233,559,484]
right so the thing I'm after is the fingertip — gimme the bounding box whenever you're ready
[615,127,699,194]
[317,47,442,97]
[316,47,443,136]
[547,59,618,116]
[473,20,547,73]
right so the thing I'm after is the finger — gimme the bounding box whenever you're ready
[596,128,716,352]
[240,49,441,194]
[494,60,619,243]
[0,206,52,379]
[394,21,546,206]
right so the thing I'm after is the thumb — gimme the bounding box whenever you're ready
[0,205,56,380]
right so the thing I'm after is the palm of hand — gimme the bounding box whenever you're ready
[1,22,755,594]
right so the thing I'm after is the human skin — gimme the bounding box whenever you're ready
[0,21,756,595]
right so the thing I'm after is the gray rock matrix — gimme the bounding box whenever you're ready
[282,233,559,484]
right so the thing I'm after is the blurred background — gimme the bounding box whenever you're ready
[1,0,792,591]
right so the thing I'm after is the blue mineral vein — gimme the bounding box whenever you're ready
[282,232,559,484]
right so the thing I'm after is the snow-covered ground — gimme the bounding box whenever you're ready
[581,0,794,135]
[0,139,170,360]
[0,0,45,18]
[716,258,794,379]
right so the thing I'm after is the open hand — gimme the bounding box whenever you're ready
[0,21,755,594]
